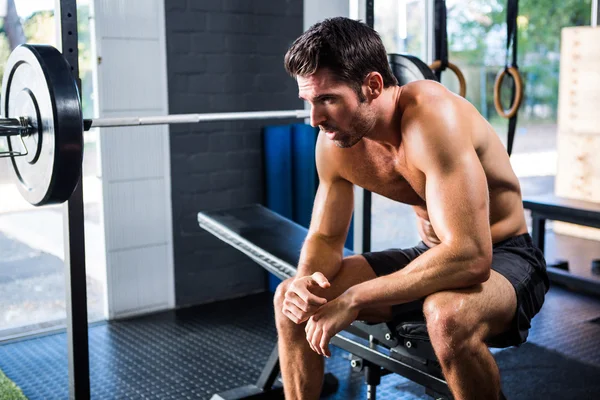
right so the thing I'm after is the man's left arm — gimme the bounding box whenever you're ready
[347,106,494,310]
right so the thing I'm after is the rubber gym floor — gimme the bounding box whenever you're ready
[0,281,599,399]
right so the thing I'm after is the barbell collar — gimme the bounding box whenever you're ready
[0,134,29,159]
[0,117,33,136]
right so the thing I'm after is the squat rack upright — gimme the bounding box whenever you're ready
[52,1,90,399]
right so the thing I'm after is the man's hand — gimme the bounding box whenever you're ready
[305,292,359,357]
[282,272,331,324]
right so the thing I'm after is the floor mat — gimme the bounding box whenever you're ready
[0,286,599,399]
[497,342,600,400]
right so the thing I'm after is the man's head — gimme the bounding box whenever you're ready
[285,17,398,148]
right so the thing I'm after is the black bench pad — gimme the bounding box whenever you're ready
[198,204,352,280]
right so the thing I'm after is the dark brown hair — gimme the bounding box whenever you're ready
[284,17,398,99]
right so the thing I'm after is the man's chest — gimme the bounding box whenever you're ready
[344,151,426,207]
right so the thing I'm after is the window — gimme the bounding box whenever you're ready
[372,0,428,251]
[443,0,591,183]
[376,0,428,59]
[0,0,103,340]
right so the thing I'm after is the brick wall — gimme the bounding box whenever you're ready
[165,0,303,306]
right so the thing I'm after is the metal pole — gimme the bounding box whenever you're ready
[360,0,374,253]
[592,0,599,27]
[56,0,90,399]
[87,109,310,129]
[426,0,435,63]
[366,0,374,27]
[0,110,311,134]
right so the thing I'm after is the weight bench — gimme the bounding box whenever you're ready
[198,205,452,400]
[523,194,600,296]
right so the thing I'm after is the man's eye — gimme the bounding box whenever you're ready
[321,97,334,103]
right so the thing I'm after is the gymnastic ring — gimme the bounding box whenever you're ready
[493,66,523,119]
[429,60,467,98]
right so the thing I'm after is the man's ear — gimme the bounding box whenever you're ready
[364,72,384,100]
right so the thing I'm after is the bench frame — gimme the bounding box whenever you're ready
[523,195,600,296]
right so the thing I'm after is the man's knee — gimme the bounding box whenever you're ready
[423,292,484,363]
[274,277,294,314]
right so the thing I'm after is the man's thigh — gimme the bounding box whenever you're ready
[425,269,517,343]
[425,234,548,347]
[486,234,548,346]
[320,254,379,301]
[323,243,429,301]
[322,244,430,321]
[320,254,396,322]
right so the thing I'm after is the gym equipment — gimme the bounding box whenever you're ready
[0,44,310,207]
[430,0,467,98]
[523,194,600,296]
[494,0,524,156]
[198,205,453,400]
[1,45,84,206]
[494,66,523,119]
[429,60,466,98]
[388,53,437,85]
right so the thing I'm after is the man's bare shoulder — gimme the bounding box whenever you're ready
[398,80,456,111]
[398,81,473,170]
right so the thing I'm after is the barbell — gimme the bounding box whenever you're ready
[0,44,310,207]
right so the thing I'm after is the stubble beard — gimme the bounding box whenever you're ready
[330,105,376,148]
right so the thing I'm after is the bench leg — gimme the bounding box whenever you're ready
[531,215,546,254]
[365,363,381,400]
[255,345,280,390]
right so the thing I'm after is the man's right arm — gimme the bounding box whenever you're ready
[296,134,354,280]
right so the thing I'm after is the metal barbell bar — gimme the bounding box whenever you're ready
[0,109,310,134]
[0,44,310,207]
[86,110,310,128]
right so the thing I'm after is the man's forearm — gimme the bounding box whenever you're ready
[296,234,345,280]
[348,243,490,310]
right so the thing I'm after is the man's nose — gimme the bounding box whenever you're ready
[310,106,326,128]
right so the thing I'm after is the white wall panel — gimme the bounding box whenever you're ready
[98,121,167,182]
[103,179,169,251]
[92,0,174,317]
[95,0,161,39]
[108,244,171,318]
[99,39,165,112]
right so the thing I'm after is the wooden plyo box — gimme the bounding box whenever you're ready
[554,27,600,240]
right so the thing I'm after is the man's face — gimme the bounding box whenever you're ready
[297,69,376,148]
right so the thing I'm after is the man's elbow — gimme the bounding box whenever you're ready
[456,240,492,285]
[469,248,492,284]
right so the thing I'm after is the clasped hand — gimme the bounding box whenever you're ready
[282,272,330,324]
[282,272,359,357]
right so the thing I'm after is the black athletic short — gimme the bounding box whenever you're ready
[362,233,549,348]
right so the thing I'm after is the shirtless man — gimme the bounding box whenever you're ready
[275,17,549,400]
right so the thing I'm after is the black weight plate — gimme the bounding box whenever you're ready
[2,44,83,206]
[388,53,436,86]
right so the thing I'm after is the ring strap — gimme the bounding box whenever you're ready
[495,0,522,156]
